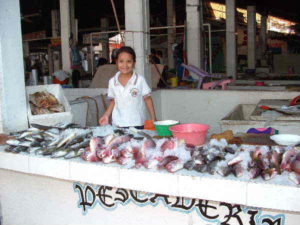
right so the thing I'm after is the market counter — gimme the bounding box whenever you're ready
[0,146,299,214]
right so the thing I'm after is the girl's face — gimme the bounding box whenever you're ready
[116,52,135,75]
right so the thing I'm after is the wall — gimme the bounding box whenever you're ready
[63,88,298,133]
[273,54,300,74]
[1,169,299,225]
[64,88,162,126]
[159,89,299,134]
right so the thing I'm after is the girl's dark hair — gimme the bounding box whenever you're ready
[116,46,136,62]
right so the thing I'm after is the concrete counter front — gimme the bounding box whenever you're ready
[0,147,300,225]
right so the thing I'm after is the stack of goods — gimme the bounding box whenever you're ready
[29,91,65,115]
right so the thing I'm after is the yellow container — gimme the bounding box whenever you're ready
[170,77,178,87]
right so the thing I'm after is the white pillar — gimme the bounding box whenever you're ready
[226,0,237,79]
[124,0,151,87]
[186,0,203,78]
[167,0,175,68]
[59,0,72,72]
[0,0,28,132]
[259,14,268,59]
[51,10,60,38]
[247,6,256,70]
[100,18,110,61]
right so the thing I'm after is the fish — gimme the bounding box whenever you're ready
[104,134,117,146]
[206,151,225,162]
[18,128,41,139]
[261,168,277,181]
[90,137,104,152]
[4,146,14,152]
[81,149,99,162]
[10,146,28,154]
[217,165,232,177]
[232,163,244,178]
[194,164,208,173]
[120,146,134,158]
[64,129,92,148]
[223,146,235,154]
[184,160,196,170]
[249,167,262,179]
[64,148,84,159]
[69,138,90,150]
[227,155,243,166]
[161,139,176,151]
[114,129,126,136]
[56,133,77,148]
[158,155,178,168]
[207,161,218,175]
[117,156,134,165]
[51,149,70,158]
[281,149,297,171]
[49,104,65,113]
[6,139,21,146]
[268,150,281,173]
[165,159,184,173]
[106,135,132,150]
[48,137,63,147]
[143,159,160,169]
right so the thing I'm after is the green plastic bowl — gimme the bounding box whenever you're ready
[154,120,179,136]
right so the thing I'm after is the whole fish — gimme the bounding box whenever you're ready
[18,128,41,139]
[64,148,84,159]
[10,146,28,154]
[106,135,132,150]
[57,133,77,148]
[69,138,90,150]
[51,149,70,158]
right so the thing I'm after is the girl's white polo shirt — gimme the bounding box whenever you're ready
[107,71,151,127]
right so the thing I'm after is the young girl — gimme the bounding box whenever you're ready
[99,46,157,129]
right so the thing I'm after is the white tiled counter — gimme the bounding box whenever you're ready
[0,146,299,214]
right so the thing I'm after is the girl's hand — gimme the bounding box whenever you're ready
[99,115,109,125]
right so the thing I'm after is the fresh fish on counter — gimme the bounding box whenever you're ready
[3,124,300,186]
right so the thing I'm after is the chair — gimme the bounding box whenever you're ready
[180,63,234,89]
[180,63,222,89]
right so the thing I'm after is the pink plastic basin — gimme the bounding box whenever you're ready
[169,123,210,146]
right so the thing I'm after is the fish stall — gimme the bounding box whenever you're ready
[1,119,300,225]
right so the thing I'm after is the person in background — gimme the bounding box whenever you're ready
[111,48,118,64]
[150,48,160,64]
[99,46,156,129]
[96,57,108,68]
[156,50,164,65]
